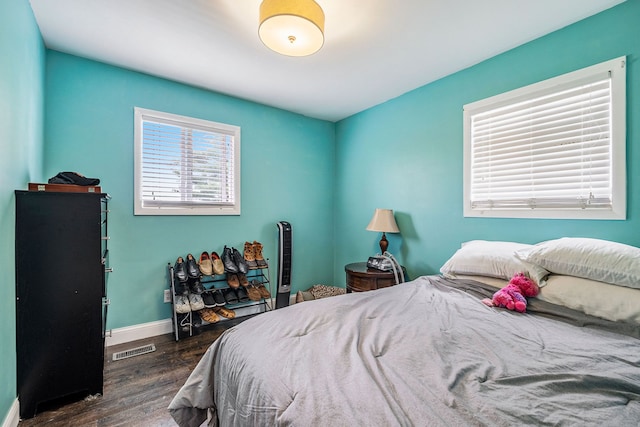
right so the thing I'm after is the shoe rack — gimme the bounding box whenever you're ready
[168,262,273,341]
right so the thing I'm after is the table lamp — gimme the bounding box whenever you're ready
[366,208,400,254]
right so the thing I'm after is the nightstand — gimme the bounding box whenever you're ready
[345,262,406,293]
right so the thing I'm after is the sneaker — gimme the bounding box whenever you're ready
[232,247,248,274]
[177,313,191,333]
[174,294,191,314]
[211,252,225,275]
[202,291,217,308]
[243,242,258,269]
[198,251,213,276]
[222,288,238,304]
[222,246,239,273]
[174,257,188,283]
[188,293,205,311]
[235,286,249,303]
[191,311,202,328]
[253,241,268,268]
[186,253,200,278]
[212,289,226,306]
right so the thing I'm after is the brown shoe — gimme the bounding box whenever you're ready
[199,308,220,323]
[210,251,225,275]
[237,273,260,300]
[252,279,271,299]
[253,241,268,268]
[243,241,258,269]
[227,273,240,289]
[214,306,236,319]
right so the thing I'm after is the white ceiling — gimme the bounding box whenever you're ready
[29,0,624,122]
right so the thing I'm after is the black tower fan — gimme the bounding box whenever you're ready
[276,221,292,308]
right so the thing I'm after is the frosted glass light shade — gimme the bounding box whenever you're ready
[259,0,325,57]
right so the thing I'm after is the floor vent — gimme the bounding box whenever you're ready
[112,343,156,361]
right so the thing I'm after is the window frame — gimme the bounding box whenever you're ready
[463,56,626,220]
[134,107,241,216]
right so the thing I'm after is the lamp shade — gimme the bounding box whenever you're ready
[366,209,400,233]
[259,0,325,57]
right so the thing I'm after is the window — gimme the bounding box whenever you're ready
[134,108,241,215]
[463,56,626,220]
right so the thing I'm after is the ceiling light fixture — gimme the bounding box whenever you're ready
[258,0,325,57]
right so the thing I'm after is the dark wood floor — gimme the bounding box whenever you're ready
[18,320,241,427]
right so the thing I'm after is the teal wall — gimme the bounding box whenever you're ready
[333,0,640,283]
[0,0,45,422]
[3,0,640,423]
[44,51,336,329]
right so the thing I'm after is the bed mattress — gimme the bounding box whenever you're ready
[169,275,640,426]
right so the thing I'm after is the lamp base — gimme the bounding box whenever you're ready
[379,232,388,254]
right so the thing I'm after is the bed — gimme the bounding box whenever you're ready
[169,238,640,426]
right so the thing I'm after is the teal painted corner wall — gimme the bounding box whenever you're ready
[3,1,640,424]
[0,0,45,422]
[44,51,336,330]
[333,0,640,284]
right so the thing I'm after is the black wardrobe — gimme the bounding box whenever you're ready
[15,190,110,419]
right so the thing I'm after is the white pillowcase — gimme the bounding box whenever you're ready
[539,275,640,324]
[515,237,640,290]
[459,274,640,324]
[440,240,549,285]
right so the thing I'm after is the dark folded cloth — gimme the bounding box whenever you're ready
[48,171,100,186]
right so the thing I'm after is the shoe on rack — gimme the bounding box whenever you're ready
[174,280,188,296]
[174,294,191,314]
[227,273,240,289]
[199,308,220,324]
[222,288,238,304]
[214,306,236,319]
[198,252,213,276]
[253,241,268,268]
[191,311,202,328]
[239,274,261,301]
[202,291,217,308]
[188,293,205,311]
[186,254,200,278]
[252,279,271,299]
[235,286,249,303]
[189,278,205,295]
[177,313,191,333]
[212,289,226,306]
[211,252,225,275]
[174,257,188,283]
[232,247,248,274]
[222,246,239,273]
[243,242,258,269]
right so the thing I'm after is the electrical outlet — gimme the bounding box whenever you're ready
[164,289,171,303]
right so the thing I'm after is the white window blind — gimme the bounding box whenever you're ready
[463,56,626,220]
[134,108,241,215]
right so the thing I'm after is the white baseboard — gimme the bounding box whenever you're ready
[105,319,173,347]
[1,399,19,427]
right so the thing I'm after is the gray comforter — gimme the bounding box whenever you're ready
[169,276,640,426]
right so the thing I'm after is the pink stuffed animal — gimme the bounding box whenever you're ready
[482,272,539,313]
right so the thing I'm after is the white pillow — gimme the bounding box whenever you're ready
[440,240,549,285]
[538,275,640,324]
[515,237,640,290]
[458,274,640,324]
